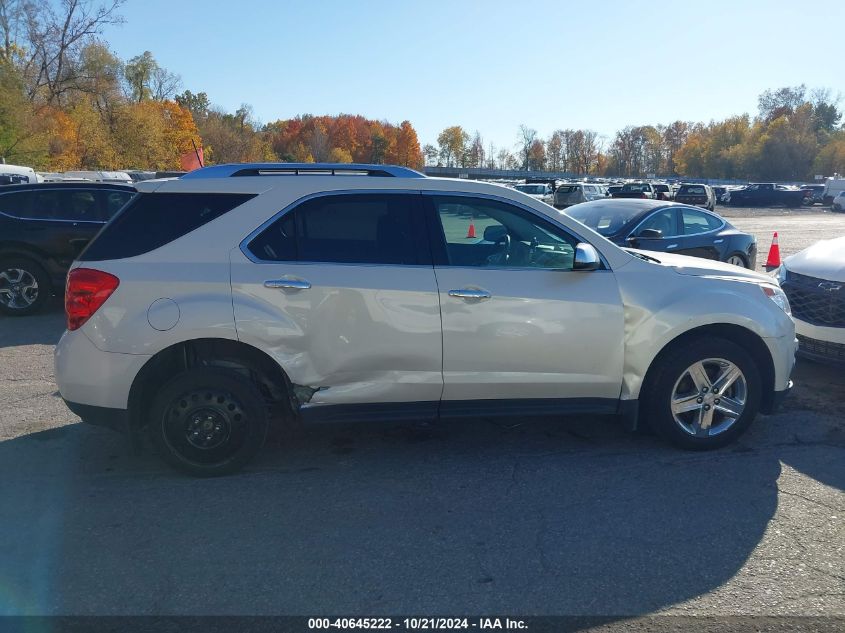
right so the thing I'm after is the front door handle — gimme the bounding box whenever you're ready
[666,243,679,250]
[264,278,311,290]
[448,288,491,300]
[713,239,724,244]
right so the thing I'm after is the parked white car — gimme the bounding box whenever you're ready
[822,177,845,206]
[0,164,37,185]
[778,236,845,364]
[63,170,134,184]
[513,183,554,205]
[54,163,796,475]
[832,191,845,212]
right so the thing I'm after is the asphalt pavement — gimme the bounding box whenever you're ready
[0,207,843,621]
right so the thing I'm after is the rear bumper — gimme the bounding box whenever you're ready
[64,400,129,434]
[54,328,150,410]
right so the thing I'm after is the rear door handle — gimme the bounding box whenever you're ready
[264,278,311,290]
[666,244,679,250]
[713,239,724,244]
[448,288,491,300]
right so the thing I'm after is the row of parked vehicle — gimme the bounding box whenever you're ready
[2,163,842,476]
[511,178,845,212]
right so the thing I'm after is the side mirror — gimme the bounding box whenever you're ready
[573,243,601,271]
[638,228,663,239]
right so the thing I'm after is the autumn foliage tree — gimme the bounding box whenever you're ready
[263,114,422,168]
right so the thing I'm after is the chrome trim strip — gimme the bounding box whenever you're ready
[0,210,106,224]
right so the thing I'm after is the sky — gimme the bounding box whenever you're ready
[100,0,844,151]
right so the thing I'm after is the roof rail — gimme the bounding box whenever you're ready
[181,163,426,180]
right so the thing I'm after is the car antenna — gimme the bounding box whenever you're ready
[191,138,204,168]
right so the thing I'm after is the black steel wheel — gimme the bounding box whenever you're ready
[149,368,269,476]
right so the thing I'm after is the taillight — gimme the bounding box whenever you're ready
[65,268,120,331]
[640,193,647,198]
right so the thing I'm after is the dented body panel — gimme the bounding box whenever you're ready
[230,248,444,407]
[614,255,795,400]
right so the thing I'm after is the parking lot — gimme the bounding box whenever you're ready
[0,205,843,619]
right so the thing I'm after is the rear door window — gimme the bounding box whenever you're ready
[637,208,677,236]
[30,190,67,220]
[80,192,255,261]
[66,191,101,222]
[246,193,427,266]
[681,208,721,234]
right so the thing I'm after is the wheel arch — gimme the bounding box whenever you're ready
[127,337,297,433]
[639,323,776,415]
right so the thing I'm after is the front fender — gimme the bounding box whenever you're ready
[616,266,792,399]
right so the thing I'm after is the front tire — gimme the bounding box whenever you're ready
[643,338,761,450]
[0,257,51,316]
[148,368,269,476]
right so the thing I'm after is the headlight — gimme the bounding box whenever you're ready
[772,264,787,285]
[761,285,791,315]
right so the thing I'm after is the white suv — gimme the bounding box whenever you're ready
[55,163,796,475]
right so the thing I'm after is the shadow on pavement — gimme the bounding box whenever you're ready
[0,403,841,617]
[0,311,842,616]
[0,302,65,349]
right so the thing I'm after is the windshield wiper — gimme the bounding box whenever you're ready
[625,249,661,264]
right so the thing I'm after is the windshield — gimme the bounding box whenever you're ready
[566,204,642,236]
[621,183,649,192]
[679,186,706,195]
[514,184,546,195]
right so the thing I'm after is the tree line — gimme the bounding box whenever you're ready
[428,86,845,181]
[1,1,841,180]
[0,0,423,171]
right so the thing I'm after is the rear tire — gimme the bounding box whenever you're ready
[148,367,269,476]
[643,337,761,450]
[0,257,51,316]
[725,253,748,269]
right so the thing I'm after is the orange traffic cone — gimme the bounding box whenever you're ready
[765,232,781,270]
[466,218,476,239]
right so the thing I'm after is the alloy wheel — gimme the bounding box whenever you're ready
[670,358,747,438]
[0,268,39,310]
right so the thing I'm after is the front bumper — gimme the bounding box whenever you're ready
[767,381,793,414]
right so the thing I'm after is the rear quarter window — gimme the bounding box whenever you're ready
[80,192,255,261]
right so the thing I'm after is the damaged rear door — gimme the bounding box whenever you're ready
[230,191,443,420]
